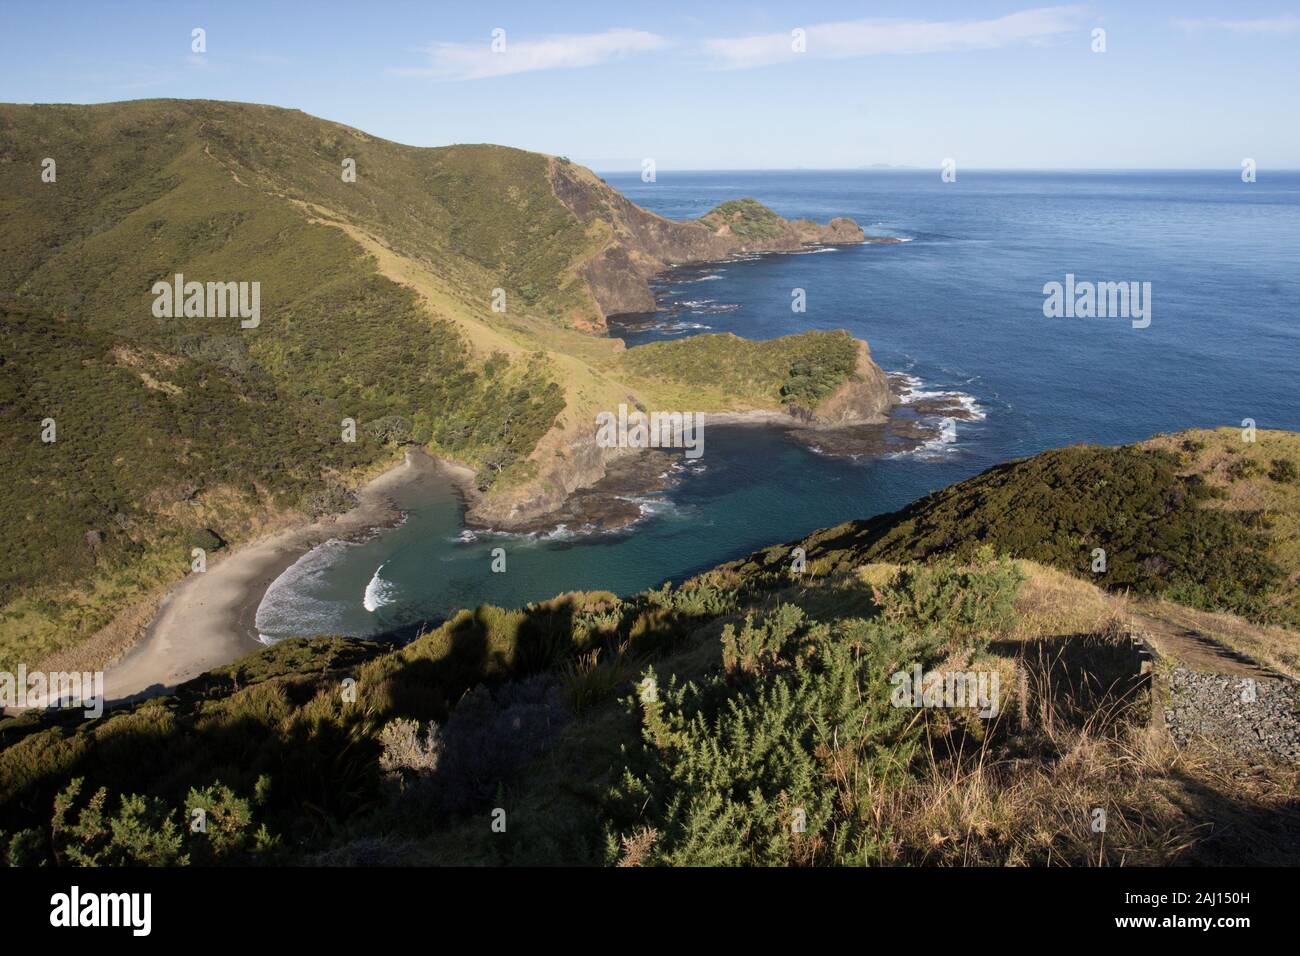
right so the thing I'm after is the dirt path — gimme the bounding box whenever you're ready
[1130,610,1277,679]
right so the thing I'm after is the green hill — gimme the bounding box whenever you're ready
[724,427,1300,629]
[1,429,1296,867]
[0,99,874,671]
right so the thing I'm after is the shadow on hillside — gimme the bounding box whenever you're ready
[990,631,1149,730]
[1157,767,1300,866]
[0,594,617,849]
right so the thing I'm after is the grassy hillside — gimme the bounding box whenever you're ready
[0,100,865,671]
[0,101,586,665]
[617,328,861,410]
[2,430,1296,867]
[726,428,1300,628]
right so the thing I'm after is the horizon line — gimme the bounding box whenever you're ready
[589,166,1300,174]
[7,100,1295,174]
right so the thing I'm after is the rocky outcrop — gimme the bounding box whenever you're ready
[467,337,897,532]
[550,161,892,323]
[803,341,894,427]
[466,431,636,529]
[459,162,902,531]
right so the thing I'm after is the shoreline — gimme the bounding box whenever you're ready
[96,373,978,706]
[98,447,459,705]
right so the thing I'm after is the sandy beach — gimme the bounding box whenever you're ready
[95,395,948,706]
[100,447,467,704]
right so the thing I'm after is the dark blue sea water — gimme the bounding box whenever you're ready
[256,170,1300,641]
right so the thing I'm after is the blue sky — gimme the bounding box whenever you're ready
[2,1,1297,169]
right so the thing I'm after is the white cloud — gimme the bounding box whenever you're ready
[1174,14,1300,35]
[394,28,668,81]
[703,6,1086,70]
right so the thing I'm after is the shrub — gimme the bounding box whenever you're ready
[362,415,413,445]
[606,611,945,866]
[297,482,358,518]
[1268,458,1297,484]
[872,550,1023,651]
[1226,457,1263,481]
[378,718,444,797]
[720,604,810,678]
[184,781,277,864]
[379,677,567,817]
[186,528,226,552]
[51,778,186,866]
[41,776,275,867]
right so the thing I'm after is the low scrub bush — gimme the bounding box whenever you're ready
[605,608,945,866]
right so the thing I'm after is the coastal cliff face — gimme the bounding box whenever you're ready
[465,422,638,530]
[468,336,897,531]
[549,161,879,322]
[448,160,898,532]
[803,340,894,427]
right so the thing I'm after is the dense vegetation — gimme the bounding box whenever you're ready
[4,100,1294,867]
[5,533,1294,867]
[3,426,1298,866]
[698,199,786,242]
[0,553,1016,865]
[618,329,860,410]
[0,100,872,671]
[727,430,1300,628]
[0,101,589,669]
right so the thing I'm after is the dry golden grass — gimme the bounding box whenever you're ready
[849,561,1300,866]
[881,700,1300,866]
[1008,560,1118,642]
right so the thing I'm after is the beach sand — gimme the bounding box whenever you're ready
[94,391,955,706]
[100,447,465,705]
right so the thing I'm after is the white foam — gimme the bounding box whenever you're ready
[255,539,357,638]
[895,372,987,421]
[887,369,989,460]
[363,562,398,612]
[616,494,677,519]
[890,418,960,461]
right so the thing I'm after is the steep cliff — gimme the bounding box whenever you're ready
[549,160,890,321]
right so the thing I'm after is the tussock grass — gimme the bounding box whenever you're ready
[884,723,1300,866]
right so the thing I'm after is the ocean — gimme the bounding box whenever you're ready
[255,169,1300,642]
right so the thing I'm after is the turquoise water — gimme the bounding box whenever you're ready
[256,170,1300,641]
